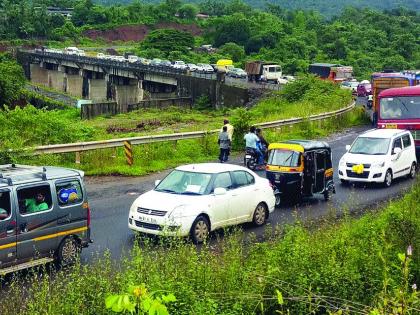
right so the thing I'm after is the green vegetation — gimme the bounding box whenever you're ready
[1,1,418,78]
[2,77,358,175]
[0,55,26,106]
[1,177,418,314]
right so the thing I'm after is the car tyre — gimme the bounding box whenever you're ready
[190,215,210,244]
[383,169,393,188]
[274,193,281,207]
[57,236,80,267]
[253,203,268,226]
[408,162,416,179]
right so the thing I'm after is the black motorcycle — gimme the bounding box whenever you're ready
[244,148,258,170]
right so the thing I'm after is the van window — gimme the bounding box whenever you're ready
[402,134,411,148]
[18,185,52,215]
[56,180,83,206]
[0,191,11,220]
[392,138,402,154]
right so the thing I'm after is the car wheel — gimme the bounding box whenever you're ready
[274,193,281,207]
[383,169,393,187]
[253,203,268,226]
[408,162,416,179]
[57,236,80,267]
[190,215,210,244]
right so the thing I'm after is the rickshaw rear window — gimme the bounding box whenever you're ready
[268,150,301,167]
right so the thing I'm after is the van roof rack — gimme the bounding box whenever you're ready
[0,164,48,186]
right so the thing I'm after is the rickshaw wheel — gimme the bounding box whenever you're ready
[323,190,331,201]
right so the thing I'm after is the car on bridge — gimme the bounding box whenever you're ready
[128,163,275,244]
[227,68,247,79]
[338,129,417,187]
[197,63,214,73]
[172,61,188,70]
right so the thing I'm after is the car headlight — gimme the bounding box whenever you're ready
[371,162,385,168]
[339,159,346,167]
[168,205,186,220]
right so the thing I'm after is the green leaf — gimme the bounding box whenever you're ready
[162,293,177,303]
[398,253,406,262]
[105,295,120,309]
[276,290,284,305]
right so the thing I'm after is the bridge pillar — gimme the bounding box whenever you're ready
[88,72,107,102]
[107,75,143,112]
[47,65,65,92]
[64,68,83,98]
[30,63,49,86]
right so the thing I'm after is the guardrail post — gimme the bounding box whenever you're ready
[75,151,81,164]
[124,141,133,166]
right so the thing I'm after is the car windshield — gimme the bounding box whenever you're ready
[349,137,390,155]
[268,149,301,167]
[155,170,212,195]
[379,96,420,119]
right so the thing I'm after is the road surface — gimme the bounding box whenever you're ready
[81,125,416,263]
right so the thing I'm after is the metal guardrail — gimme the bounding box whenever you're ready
[32,102,355,156]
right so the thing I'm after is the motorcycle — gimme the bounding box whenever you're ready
[244,148,257,170]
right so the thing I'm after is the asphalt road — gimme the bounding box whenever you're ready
[81,124,416,263]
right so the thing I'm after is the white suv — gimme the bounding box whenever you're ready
[338,129,417,187]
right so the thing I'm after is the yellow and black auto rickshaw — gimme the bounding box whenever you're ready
[266,140,335,206]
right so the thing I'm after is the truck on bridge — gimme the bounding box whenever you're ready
[245,61,282,83]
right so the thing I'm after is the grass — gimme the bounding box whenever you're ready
[1,178,418,315]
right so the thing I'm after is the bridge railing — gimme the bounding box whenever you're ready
[29,102,355,160]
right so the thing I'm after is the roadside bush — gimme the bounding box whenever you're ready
[1,180,419,315]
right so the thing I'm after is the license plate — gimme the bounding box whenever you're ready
[385,124,397,129]
[138,216,157,224]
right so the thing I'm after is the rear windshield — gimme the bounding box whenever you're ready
[268,149,301,167]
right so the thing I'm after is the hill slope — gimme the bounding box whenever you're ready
[96,0,420,16]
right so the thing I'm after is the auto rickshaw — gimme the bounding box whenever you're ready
[266,140,335,206]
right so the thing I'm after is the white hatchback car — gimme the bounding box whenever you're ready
[128,163,275,243]
[338,129,417,187]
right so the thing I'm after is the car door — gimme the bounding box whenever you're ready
[0,189,17,268]
[391,137,404,178]
[15,183,58,261]
[231,171,258,224]
[401,134,414,175]
[210,172,234,228]
[314,150,327,193]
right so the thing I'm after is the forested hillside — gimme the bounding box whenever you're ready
[96,0,420,16]
[1,0,419,78]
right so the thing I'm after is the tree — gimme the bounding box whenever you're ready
[0,57,26,106]
[213,14,251,47]
[178,4,198,19]
[141,29,194,54]
[219,42,245,62]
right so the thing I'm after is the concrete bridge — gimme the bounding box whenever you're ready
[17,50,254,111]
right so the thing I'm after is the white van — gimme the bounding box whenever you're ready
[338,129,417,187]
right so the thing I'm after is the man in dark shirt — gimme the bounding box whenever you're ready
[218,126,231,163]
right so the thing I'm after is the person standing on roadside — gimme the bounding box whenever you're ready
[221,119,234,159]
[218,126,231,163]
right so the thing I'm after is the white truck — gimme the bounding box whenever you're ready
[245,61,283,83]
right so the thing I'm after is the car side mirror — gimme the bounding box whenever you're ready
[154,180,161,187]
[393,147,402,155]
[345,145,351,151]
[214,187,227,195]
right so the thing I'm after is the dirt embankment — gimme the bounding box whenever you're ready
[83,22,203,42]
